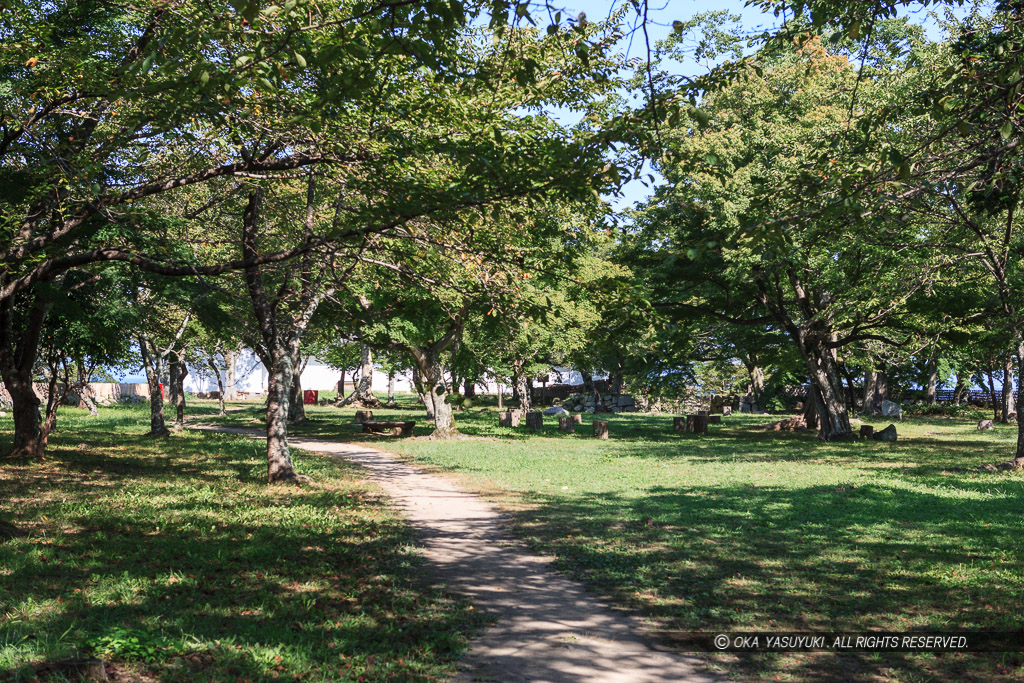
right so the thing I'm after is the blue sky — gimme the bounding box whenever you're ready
[540,0,963,210]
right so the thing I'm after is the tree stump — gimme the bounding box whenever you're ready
[709,415,722,424]
[860,425,874,439]
[558,416,576,434]
[698,409,709,418]
[593,420,609,439]
[572,413,582,424]
[687,414,708,435]
[673,416,686,433]
[354,410,373,424]
[722,406,732,416]
[525,411,543,432]
[499,410,521,427]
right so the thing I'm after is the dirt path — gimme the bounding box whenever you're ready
[192,426,719,682]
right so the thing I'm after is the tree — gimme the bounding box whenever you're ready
[631,31,947,440]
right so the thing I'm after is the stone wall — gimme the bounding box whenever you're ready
[562,392,637,413]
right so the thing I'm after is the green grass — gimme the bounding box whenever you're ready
[204,395,1024,681]
[0,404,486,682]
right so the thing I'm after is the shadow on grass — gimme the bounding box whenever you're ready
[0,406,485,681]
[503,479,1023,681]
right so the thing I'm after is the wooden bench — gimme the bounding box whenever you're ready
[361,420,415,436]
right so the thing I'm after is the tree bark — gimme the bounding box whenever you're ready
[802,339,854,441]
[39,358,71,450]
[744,354,765,403]
[927,360,938,403]
[953,373,969,404]
[863,369,887,415]
[0,294,49,458]
[241,183,331,483]
[986,365,998,419]
[1016,345,1024,459]
[225,348,237,400]
[414,350,456,438]
[411,366,433,418]
[288,356,306,424]
[139,336,169,437]
[512,362,536,411]
[340,344,381,407]
[208,354,226,416]
[265,348,299,483]
[169,358,187,430]
[1001,355,1014,424]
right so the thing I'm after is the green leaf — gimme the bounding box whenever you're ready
[294,52,307,68]
[199,70,210,86]
[999,120,1013,140]
[672,20,684,35]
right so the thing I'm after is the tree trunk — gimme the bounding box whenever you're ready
[1001,355,1014,424]
[0,295,49,458]
[411,366,432,417]
[139,338,169,437]
[801,337,853,441]
[1016,345,1024,459]
[169,359,187,430]
[266,349,299,483]
[39,364,64,450]
[497,383,503,410]
[175,360,187,429]
[387,370,396,405]
[415,351,457,438]
[288,355,307,423]
[342,345,381,407]
[744,354,765,403]
[864,369,887,415]
[168,360,180,427]
[953,373,968,404]
[514,371,532,412]
[927,360,938,403]
[986,366,998,419]
[464,377,476,399]
[225,348,237,400]
[208,354,226,416]
[580,369,594,395]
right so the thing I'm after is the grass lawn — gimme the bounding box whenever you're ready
[201,395,1024,682]
[0,404,486,682]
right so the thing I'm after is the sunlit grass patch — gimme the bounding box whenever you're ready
[218,396,1024,681]
[0,404,485,681]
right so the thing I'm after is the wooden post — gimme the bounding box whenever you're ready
[558,416,575,434]
[860,425,874,440]
[497,384,503,410]
[593,420,609,439]
[525,411,543,432]
[687,414,708,435]
[354,410,373,424]
[673,416,686,433]
[499,410,521,427]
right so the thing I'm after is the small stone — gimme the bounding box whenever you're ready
[880,400,903,420]
[978,419,994,431]
[874,424,898,442]
[544,406,570,416]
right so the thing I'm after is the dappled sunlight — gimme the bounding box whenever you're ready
[0,405,485,680]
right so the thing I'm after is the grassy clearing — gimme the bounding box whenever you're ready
[0,404,485,682]
[204,396,1024,682]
